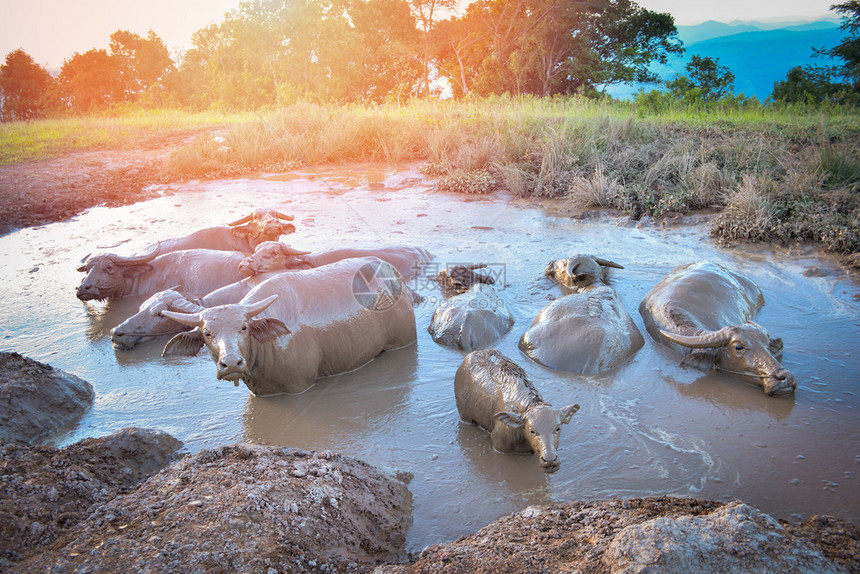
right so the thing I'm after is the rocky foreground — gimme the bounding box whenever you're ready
[1,352,858,573]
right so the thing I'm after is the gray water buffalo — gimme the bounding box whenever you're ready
[545,255,624,291]
[237,241,432,281]
[109,273,280,350]
[520,255,643,374]
[435,264,496,297]
[160,257,417,396]
[428,284,514,351]
[140,209,296,255]
[76,246,246,301]
[455,349,580,472]
[639,261,796,396]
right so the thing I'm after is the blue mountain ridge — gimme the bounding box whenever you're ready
[606,19,844,100]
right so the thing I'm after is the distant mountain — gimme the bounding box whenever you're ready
[606,19,845,101]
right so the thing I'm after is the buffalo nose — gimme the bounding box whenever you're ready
[219,357,244,370]
[540,455,559,465]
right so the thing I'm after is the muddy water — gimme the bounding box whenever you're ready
[1,164,858,551]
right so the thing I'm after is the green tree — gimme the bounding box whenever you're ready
[0,49,61,121]
[828,0,860,88]
[668,54,734,101]
[59,49,124,111]
[772,65,855,104]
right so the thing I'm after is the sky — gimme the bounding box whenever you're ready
[0,0,840,70]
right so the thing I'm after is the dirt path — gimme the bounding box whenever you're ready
[0,132,204,235]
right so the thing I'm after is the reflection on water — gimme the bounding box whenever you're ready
[0,163,857,551]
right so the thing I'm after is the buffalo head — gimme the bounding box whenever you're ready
[661,322,796,396]
[238,241,312,275]
[435,264,494,296]
[545,255,623,291]
[76,244,161,301]
[110,289,202,350]
[161,295,290,384]
[495,403,580,472]
[228,209,296,246]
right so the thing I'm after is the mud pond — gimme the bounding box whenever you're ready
[1,164,858,551]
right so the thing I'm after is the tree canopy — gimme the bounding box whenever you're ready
[0,49,60,121]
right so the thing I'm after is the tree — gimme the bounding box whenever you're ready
[667,55,735,102]
[408,0,459,95]
[429,0,683,98]
[0,49,60,121]
[59,49,124,111]
[828,0,860,88]
[110,30,175,103]
[772,65,854,104]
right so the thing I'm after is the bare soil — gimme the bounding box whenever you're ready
[0,132,199,235]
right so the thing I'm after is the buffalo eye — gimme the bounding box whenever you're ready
[203,330,213,338]
[734,343,744,351]
[529,428,537,436]
[554,426,561,434]
[240,325,248,332]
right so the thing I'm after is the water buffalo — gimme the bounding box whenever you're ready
[76,246,246,301]
[435,264,495,297]
[109,273,280,350]
[428,284,514,351]
[455,349,579,472]
[639,261,796,396]
[545,255,624,291]
[237,241,432,281]
[160,257,417,396]
[139,209,296,255]
[520,255,643,374]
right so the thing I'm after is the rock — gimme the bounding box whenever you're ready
[15,444,412,573]
[0,427,184,567]
[604,501,846,573]
[376,497,857,574]
[0,351,94,444]
[428,284,514,351]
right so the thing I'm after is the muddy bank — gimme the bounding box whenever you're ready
[0,354,858,573]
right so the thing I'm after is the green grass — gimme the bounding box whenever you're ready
[0,109,253,165]
[3,97,858,256]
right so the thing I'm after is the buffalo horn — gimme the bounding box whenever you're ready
[273,211,294,221]
[243,295,279,318]
[594,257,624,269]
[168,296,207,314]
[278,244,312,256]
[660,327,732,349]
[116,243,161,266]
[161,309,203,327]
[227,213,253,226]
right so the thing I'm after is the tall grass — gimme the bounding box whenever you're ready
[3,96,858,256]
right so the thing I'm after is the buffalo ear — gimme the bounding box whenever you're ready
[494,411,525,429]
[281,223,296,234]
[121,264,153,279]
[162,329,204,357]
[680,351,717,372]
[231,225,250,238]
[76,264,88,272]
[249,318,290,343]
[768,337,784,359]
[560,404,580,425]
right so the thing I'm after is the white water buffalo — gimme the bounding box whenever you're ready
[428,284,514,351]
[639,261,796,396]
[140,209,296,255]
[520,255,643,374]
[455,349,580,473]
[109,273,280,350]
[160,257,417,396]
[76,246,246,301]
[237,241,432,281]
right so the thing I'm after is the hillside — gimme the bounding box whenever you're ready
[607,19,845,100]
